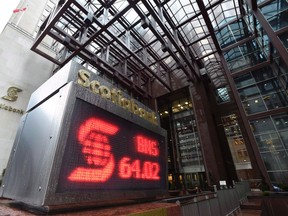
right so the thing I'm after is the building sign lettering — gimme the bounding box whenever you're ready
[77,69,158,125]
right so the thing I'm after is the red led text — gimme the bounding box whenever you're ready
[135,135,159,156]
[118,157,160,180]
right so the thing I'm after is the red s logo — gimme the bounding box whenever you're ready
[68,117,119,182]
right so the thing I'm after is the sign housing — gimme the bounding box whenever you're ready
[0,63,167,209]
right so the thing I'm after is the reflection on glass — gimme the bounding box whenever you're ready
[252,66,274,81]
[234,73,255,89]
[174,109,204,172]
[224,39,267,73]
[263,92,288,110]
[262,151,288,171]
[216,18,252,49]
[250,118,274,134]
[243,97,266,114]
[250,113,288,183]
[234,64,288,115]
[261,0,288,31]
[215,87,230,103]
[279,32,288,49]
[222,114,252,171]
[255,133,284,152]
[238,85,260,100]
[273,114,288,130]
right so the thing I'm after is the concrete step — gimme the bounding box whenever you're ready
[240,200,262,210]
[237,209,262,216]
[241,192,263,211]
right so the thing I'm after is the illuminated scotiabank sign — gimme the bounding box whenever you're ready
[57,99,166,192]
[77,69,158,125]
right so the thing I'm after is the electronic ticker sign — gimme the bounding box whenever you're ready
[57,98,167,193]
[0,67,167,208]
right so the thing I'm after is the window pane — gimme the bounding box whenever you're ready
[250,118,275,134]
[238,85,260,100]
[243,97,266,114]
[234,73,255,88]
[263,92,288,110]
[273,114,288,130]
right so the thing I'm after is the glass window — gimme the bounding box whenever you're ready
[279,32,288,49]
[251,114,288,183]
[216,18,252,49]
[250,118,275,134]
[268,171,288,183]
[216,87,230,103]
[243,98,266,114]
[257,79,281,95]
[222,114,252,170]
[252,66,275,81]
[261,150,288,171]
[255,133,284,152]
[279,131,288,149]
[261,0,288,31]
[235,65,288,115]
[273,114,288,130]
[224,39,267,73]
[238,85,260,100]
[261,0,288,20]
[263,92,288,110]
[234,73,255,88]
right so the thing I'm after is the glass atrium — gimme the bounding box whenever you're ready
[32,0,288,187]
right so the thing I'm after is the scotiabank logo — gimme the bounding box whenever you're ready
[68,118,119,182]
[68,117,161,183]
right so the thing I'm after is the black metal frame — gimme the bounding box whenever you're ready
[30,0,288,188]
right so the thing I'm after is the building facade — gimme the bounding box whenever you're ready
[1,0,288,189]
[0,0,57,178]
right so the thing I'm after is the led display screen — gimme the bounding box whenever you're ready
[57,99,166,193]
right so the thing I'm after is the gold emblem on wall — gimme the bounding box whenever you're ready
[2,87,22,102]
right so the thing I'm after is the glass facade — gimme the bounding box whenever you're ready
[261,0,288,31]
[224,39,267,73]
[219,0,288,184]
[234,66,288,115]
[222,114,252,173]
[250,113,288,183]
[216,18,253,49]
[174,110,204,173]
[158,92,205,188]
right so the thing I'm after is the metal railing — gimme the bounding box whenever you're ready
[178,181,250,216]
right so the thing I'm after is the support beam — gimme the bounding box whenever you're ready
[219,53,272,189]
[85,10,172,91]
[104,29,172,91]
[59,0,135,66]
[175,0,225,29]
[138,0,199,81]
[195,0,222,54]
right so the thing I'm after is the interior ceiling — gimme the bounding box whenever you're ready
[31,0,244,98]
